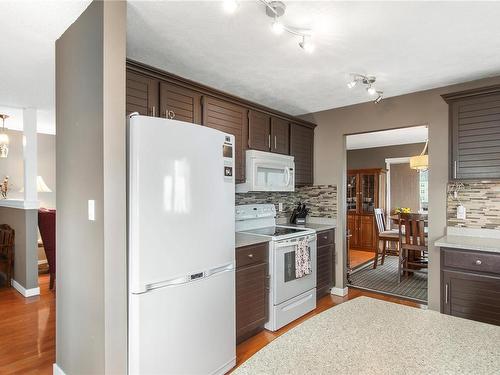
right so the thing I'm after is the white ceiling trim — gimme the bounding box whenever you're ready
[346,126,428,150]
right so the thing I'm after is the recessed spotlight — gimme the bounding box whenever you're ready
[299,36,314,53]
[223,0,238,14]
[367,85,377,96]
[271,19,284,35]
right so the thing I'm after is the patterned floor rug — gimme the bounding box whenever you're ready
[348,255,428,303]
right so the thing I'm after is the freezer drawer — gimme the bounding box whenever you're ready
[129,269,235,375]
[266,288,316,331]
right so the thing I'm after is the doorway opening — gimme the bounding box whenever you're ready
[345,125,429,303]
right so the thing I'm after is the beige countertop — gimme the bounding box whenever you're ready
[234,296,500,374]
[235,232,270,248]
[434,227,500,254]
[276,216,337,232]
[284,222,336,232]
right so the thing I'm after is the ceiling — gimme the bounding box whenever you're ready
[346,126,428,150]
[1,1,500,134]
[128,1,500,115]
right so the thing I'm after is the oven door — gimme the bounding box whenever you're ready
[273,235,317,305]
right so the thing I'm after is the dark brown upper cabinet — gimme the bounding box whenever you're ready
[290,123,314,186]
[248,110,271,152]
[126,70,159,117]
[202,96,248,183]
[271,117,290,155]
[160,82,202,124]
[442,85,500,180]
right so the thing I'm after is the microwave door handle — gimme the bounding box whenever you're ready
[285,167,291,186]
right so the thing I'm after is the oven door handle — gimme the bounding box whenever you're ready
[275,237,315,248]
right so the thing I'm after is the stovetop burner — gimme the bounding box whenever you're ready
[242,226,309,237]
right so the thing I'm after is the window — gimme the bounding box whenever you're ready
[419,169,428,212]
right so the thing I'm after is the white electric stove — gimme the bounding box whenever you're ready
[236,204,317,331]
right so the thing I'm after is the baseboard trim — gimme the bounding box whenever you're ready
[53,363,66,375]
[11,279,40,297]
[330,287,349,297]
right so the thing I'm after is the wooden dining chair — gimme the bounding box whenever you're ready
[398,213,428,283]
[0,224,15,287]
[373,208,399,269]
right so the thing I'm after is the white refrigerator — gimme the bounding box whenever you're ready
[128,115,236,375]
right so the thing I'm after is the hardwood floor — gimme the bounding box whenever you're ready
[0,275,422,374]
[235,288,424,370]
[349,248,375,269]
[0,274,54,375]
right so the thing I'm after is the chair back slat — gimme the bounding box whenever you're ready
[374,208,386,235]
[399,213,427,250]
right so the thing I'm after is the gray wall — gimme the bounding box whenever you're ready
[347,142,425,170]
[302,74,500,311]
[55,1,126,374]
[0,207,38,289]
[0,129,56,208]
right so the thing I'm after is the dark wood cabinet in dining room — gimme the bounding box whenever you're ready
[347,168,386,252]
[442,84,500,180]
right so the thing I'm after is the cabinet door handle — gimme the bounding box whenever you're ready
[453,160,457,179]
[268,134,271,149]
[152,106,156,117]
[247,253,254,258]
[323,235,328,240]
[274,136,277,150]
[475,259,482,265]
[445,283,449,304]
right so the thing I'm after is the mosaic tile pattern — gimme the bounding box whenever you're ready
[447,182,500,229]
[236,185,337,220]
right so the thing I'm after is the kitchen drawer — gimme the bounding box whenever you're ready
[270,288,316,331]
[236,242,268,268]
[442,248,500,275]
[317,229,334,247]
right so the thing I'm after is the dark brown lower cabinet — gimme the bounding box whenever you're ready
[316,229,335,300]
[236,242,269,344]
[441,247,500,326]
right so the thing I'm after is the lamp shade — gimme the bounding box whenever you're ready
[37,176,52,193]
[20,176,52,193]
[410,154,428,170]
[0,132,9,158]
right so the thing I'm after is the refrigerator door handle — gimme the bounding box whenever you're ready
[141,262,235,293]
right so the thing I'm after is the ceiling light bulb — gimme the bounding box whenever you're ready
[367,85,377,96]
[223,0,238,14]
[347,80,357,89]
[299,36,314,53]
[272,19,284,35]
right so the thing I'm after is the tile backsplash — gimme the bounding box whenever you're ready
[447,182,500,229]
[236,185,337,221]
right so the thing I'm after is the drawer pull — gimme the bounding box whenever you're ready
[323,236,328,240]
[247,254,254,258]
[475,259,482,265]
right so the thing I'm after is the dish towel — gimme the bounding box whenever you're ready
[295,239,312,279]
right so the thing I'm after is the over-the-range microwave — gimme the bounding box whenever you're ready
[236,150,295,193]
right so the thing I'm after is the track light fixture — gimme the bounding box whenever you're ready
[348,74,384,103]
[223,0,315,53]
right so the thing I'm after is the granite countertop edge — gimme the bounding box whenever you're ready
[235,232,270,248]
[435,235,500,254]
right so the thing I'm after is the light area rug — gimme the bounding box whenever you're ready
[233,297,500,375]
[349,255,427,303]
